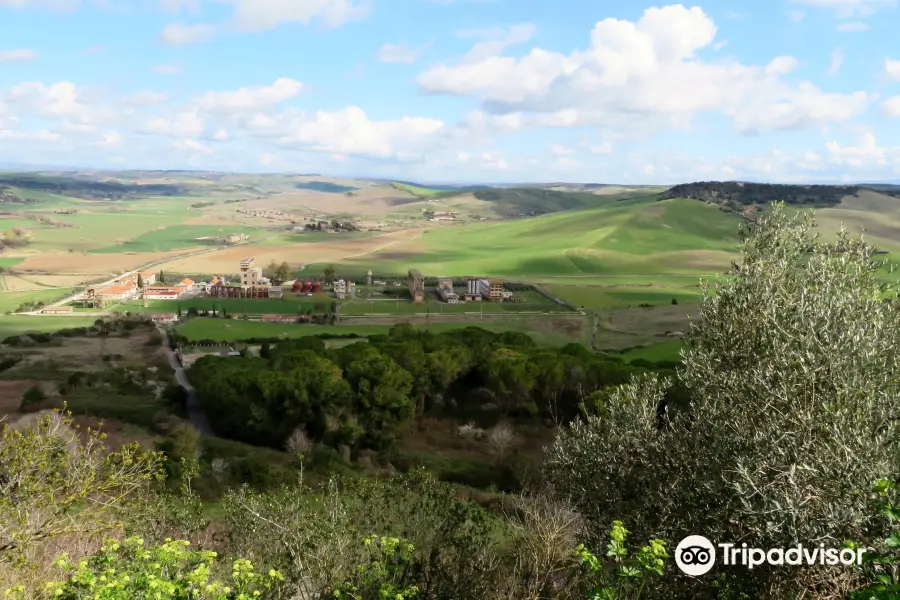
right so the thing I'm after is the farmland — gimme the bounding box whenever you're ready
[4,171,900,357]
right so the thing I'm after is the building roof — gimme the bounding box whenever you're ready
[408,269,423,277]
[240,257,255,266]
[181,278,194,285]
[100,284,135,295]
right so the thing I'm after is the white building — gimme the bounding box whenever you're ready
[437,278,459,304]
[334,279,356,299]
[239,257,264,288]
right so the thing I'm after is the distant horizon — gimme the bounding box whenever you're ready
[1,163,898,189]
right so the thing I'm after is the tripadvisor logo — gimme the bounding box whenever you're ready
[674,535,866,577]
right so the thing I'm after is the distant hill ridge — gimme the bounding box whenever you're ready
[664,181,900,209]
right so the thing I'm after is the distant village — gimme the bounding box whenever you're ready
[55,256,522,319]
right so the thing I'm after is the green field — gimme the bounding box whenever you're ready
[0,257,24,269]
[619,339,685,363]
[0,315,98,338]
[340,290,567,315]
[91,224,259,254]
[0,289,70,313]
[548,284,701,310]
[391,182,456,199]
[332,197,741,277]
[175,316,583,346]
[111,294,336,315]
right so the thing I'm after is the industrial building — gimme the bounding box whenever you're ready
[437,278,459,303]
[334,279,356,299]
[408,269,425,303]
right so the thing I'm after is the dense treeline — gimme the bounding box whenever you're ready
[664,180,860,208]
[189,325,643,451]
[0,173,185,199]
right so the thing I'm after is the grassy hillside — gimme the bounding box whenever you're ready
[336,197,742,276]
[390,182,460,199]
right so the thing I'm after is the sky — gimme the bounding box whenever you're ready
[1,0,900,184]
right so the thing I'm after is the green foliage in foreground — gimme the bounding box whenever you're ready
[548,202,900,597]
[35,538,284,600]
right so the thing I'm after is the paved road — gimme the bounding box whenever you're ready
[157,327,214,436]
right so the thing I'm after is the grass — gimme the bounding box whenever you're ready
[175,316,587,346]
[391,182,458,199]
[0,316,99,338]
[340,291,568,315]
[91,224,260,254]
[27,213,187,252]
[111,294,335,315]
[618,339,685,363]
[0,257,24,269]
[0,289,71,313]
[594,304,696,351]
[334,197,741,277]
[548,285,701,310]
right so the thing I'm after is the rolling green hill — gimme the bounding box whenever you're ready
[337,196,742,276]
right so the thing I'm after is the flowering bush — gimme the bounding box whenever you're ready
[18,537,283,600]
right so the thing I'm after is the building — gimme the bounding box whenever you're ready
[268,285,284,299]
[488,279,505,301]
[334,279,356,299]
[98,284,138,301]
[464,277,483,302]
[240,258,265,289]
[180,278,194,291]
[408,269,425,303]
[41,306,73,314]
[144,285,182,300]
[194,282,209,292]
[151,313,179,324]
[208,282,269,299]
[437,278,459,304]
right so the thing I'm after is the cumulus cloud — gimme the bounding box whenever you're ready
[159,22,215,45]
[273,106,445,159]
[826,48,844,75]
[885,57,900,81]
[417,5,868,138]
[0,49,38,63]
[194,77,304,113]
[882,96,900,117]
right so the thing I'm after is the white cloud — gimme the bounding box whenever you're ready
[194,77,304,113]
[765,56,799,76]
[273,106,445,159]
[882,95,900,117]
[885,58,900,81]
[0,49,38,63]
[825,130,888,166]
[417,6,866,137]
[786,9,806,21]
[589,142,613,154]
[219,0,371,32]
[259,152,275,165]
[159,22,215,45]
[377,42,421,64]
[836,20,870,29]
[211,127,229,141]
[154,64,182,75]
[790,0,896,17]
[826,48,844,75]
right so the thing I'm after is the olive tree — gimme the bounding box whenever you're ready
[546,203,900,596]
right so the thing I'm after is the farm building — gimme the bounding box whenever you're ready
[269,286,284,299]
[240,258,264,289]
[98,284,138,301]
[291,280,322,294]
[180,278,194,291]
[464,277,483,302]
[208,282,269,299]
[144,285,183,300]
[408,269,425,303]
[138,272,156,285]
[41,306,73,314]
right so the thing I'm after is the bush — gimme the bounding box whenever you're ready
[19,385,45,410]
[547,203,900,597]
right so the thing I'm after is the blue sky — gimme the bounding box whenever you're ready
[1,0,900,184]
